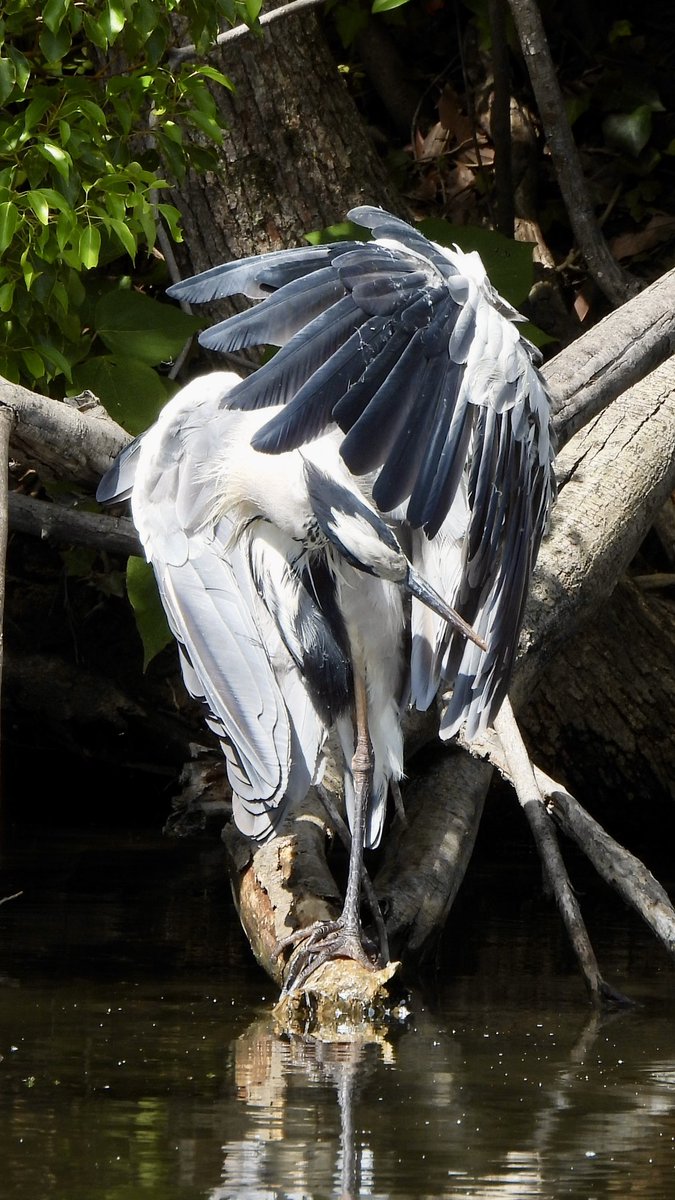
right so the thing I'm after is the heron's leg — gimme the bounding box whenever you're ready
[277,669,381,996]
[341,665,372,935]
[316,783,390,962]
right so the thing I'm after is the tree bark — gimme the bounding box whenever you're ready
[166,6,402,283]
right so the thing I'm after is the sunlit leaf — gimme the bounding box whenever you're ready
[108,217,138,259]
[38,141,72,179]
[26,190,50,224]
[193,65,234,90]
[80,223,101,268]
[0,200,19,252]
[372,0,410,11]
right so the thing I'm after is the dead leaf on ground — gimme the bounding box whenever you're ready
[610,213,675,261]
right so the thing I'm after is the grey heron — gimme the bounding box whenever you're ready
[97,206,555,992]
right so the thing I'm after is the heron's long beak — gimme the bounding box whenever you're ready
[406,567,488,651]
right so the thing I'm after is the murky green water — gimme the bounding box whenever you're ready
[1,825,674,1199]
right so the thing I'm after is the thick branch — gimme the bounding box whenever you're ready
[514,356,675,707]
[9,493,139,558]
[1,378,130,486]
[544,267,675,445]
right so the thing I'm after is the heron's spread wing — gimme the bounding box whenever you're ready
[166,208,556,735]
[157,525,327,840]
[98,374,328,840]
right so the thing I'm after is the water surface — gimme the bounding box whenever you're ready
[1,825,674,1199]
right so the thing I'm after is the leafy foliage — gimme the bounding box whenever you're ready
[0,0,255,411]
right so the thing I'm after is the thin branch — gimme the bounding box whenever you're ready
[488,0,515,237]
[9,493,140,558]
[506,0,635,306]
[169,0,329,68]
[494,699,627,1005]
[537,770,675,959]
[465,724,675,965]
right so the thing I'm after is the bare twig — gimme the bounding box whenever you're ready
[506,0,635,306]
[494,699,627,1005]
[169,0,329,68]
[538,770,675,958]
[465,724,675,966]
[488,0,515,237]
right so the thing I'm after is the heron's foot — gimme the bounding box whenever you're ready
[276,918,381,997]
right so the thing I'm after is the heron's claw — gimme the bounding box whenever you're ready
[276,918,380,997]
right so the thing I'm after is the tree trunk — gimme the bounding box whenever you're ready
[167,8,402,277]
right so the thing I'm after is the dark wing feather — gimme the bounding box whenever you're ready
[227,294,368,414]
[166,242,363,303]
[163,208,556,739]
[250,315,391,452]
[199,268,346,352]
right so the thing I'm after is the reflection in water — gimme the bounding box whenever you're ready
[1,827,674,1199]
[222,1019,396,1199]
[214,1000,675,1200]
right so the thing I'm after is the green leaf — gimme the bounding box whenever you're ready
[0,200,19,252]
[187,109,224,143]
[7,47,30,94]
[70,354,170,434]
[372,0,410,11]
[38,141,72,179]
[79,223,101,268]
[103,0,128,40]
[94,288,203,366]
[609,19,632,43]
[192,65,234,90]
[0,280,15,312]
[0,57,16,105]
[126,556,173,671]
[108,217,137,260]
[243,0,262,24]
[21,348,46,379]
[39,25,72,63]
[26,190,50,224]
[42,0,70,34]
[306,220,369,246]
